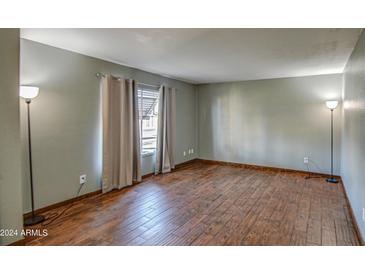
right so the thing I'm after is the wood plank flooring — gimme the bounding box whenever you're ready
[24,162,360,246]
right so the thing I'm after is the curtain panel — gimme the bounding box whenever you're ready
[155,85,176,174]
[101,75,142,193]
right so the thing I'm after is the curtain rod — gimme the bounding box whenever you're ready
[95,72,161,89]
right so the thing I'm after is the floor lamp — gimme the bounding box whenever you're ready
[20,86,45,226]
[325,100,339,183]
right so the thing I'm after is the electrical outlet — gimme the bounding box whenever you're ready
[183,151,186,156]
[362,208,365,222]
[191,148,194,154]
[304,157,309,164]
[80,174,87,185]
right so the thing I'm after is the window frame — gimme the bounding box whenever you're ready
[137,84,160,158]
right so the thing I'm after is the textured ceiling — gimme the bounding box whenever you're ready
[21,28,362,84]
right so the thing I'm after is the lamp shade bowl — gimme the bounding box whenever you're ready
[20,86,39,100]
[325,100,338,110]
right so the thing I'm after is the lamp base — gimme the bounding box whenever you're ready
[326,178,338,184]
[24,215,45,226]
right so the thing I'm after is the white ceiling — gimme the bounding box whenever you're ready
[21,29,362,84]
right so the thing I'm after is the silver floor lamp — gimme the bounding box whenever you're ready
[325,100,339,184]
[20,86,45,226]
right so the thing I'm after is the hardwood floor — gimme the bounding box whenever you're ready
[24,161,360,246]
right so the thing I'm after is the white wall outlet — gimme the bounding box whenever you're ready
[191,148,194,154]
[80,174,87,185]
[183,151,186,156]
[304,157,309,164]
[362,208,365,222]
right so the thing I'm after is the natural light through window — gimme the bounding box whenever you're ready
[138,84,159,156]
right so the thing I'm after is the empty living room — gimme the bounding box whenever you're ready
[1,1,365,273]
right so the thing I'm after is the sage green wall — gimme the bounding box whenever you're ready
[0,29,23,245]
[342,31,365,240]
[197,74,342,175]
[20,39,197,213]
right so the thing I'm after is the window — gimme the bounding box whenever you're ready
[138,84,160,156]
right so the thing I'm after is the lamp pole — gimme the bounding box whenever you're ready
[326,102,338,183]
[27,100,35,218]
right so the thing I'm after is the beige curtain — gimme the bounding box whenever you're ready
[155,86,176,174]
[101,75,141,193]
